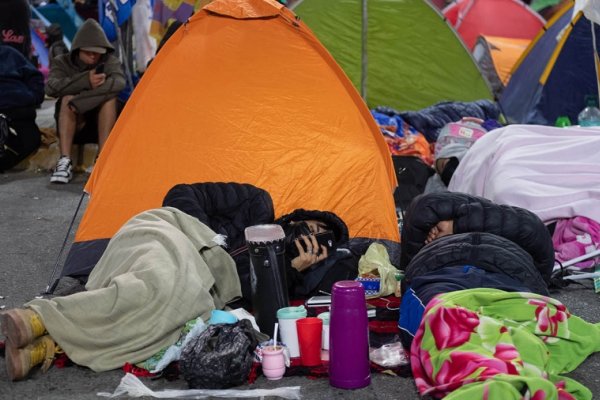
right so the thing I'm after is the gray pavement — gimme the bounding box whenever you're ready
[1,168,599,399]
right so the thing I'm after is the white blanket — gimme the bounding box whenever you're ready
[449,125,600,223]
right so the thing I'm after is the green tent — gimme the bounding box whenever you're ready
[292,0,493,110]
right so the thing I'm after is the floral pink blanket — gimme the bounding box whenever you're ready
[553,216,600,269]
[411,289,600,399]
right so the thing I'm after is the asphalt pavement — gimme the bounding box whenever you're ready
[1,168,599,399]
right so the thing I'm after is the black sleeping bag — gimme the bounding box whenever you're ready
[404,232,549,296]
[399,231,549,350]
[400,192,555,285]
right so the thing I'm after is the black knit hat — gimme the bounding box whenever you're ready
[274,209,349,245]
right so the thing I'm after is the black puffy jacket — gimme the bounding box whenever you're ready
[163,182,274,304]
[400,192,555,284]
[163,183,360,302]
[405,232,549,295]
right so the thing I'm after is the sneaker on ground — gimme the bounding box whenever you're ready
[50,156,73,184]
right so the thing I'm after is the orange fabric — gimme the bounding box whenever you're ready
[482,35,530,85]
[77,0,399,244]
[204,0,282,18]
[444,0,544,49]
[384,134,433,166]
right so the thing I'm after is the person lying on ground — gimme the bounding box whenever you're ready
[399,191,556,349]
[276,208,359,299]
[400,191,555,284]
[424,117,500,194]
[162,182,361,306]
[1,207,241,381]
[1,202,360,381]
[397,192,600,399]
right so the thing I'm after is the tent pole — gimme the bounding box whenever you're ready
[592,21,600,102]
[361,0,367,101]
[43,191,86,295]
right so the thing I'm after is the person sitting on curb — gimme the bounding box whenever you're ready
[45,18,125,183]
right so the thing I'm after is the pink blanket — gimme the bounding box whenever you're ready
[553,216,600,269]
[449,125,600,224]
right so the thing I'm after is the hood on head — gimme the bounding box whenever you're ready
[70,19,114,56]
[436,142,469,161]
[274,209,349,245]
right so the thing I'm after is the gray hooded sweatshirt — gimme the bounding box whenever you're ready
[45,19,126,114]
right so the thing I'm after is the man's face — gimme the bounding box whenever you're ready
[78,49,102,65]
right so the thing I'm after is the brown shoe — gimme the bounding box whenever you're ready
[6,335,56,381]
[1,308,46,348]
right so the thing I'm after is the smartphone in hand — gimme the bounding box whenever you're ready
[288,230,336,259]
[314,230,336,254]
[95,63,105,74]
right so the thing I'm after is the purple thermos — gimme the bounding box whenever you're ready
[329,280,371,389]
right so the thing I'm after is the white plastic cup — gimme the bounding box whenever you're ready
[276,306,307,358]
[318,312,330,350]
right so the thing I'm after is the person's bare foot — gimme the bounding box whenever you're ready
[424,220,454,244]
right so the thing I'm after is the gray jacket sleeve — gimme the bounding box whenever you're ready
[45,55,126,114]
[45,56,91,98]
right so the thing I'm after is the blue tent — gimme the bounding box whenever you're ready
[500,4,600,125]
[35,3,80,42]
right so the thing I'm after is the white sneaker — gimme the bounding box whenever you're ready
[50,156,73,183]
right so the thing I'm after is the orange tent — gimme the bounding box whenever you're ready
[61,0,399,278]
[473,35,530,96]
[480,36,530,85]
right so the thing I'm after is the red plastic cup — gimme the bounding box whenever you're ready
[296,317,323,366]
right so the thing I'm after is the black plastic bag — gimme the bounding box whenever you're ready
[180,319,260,389]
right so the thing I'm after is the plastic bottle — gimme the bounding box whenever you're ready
[394,271,404,298]
[554,116,571,127]
[329,281,370,389]
[577,95,600,127]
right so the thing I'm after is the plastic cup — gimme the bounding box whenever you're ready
[277,306,307,358]
[296,317,323,366]
[261,345,286,380]
[317,312,330,350]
